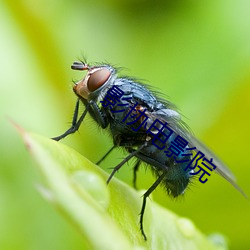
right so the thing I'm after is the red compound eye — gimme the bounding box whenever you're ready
[87,68,111,92]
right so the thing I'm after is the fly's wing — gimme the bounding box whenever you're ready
[187,135,248,199]
[147,108,248,199]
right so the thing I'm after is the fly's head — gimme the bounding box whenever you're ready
[72,61,116,100]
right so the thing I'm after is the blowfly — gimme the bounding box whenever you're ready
[52,60,246,240]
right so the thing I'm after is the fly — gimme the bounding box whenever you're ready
[52,60,246,240]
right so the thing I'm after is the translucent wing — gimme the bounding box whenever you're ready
[187,134,248,199]
[146,105,247,199]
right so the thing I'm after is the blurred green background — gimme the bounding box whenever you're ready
[1,0,250,249]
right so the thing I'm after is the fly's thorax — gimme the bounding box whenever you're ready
[73,64,117,101]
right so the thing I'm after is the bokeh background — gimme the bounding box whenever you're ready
[1,0,250,249]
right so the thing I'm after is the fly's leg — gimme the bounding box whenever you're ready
[52,99,88,141]
[96,145,116,165]
[133,160,141,189]
[140,172,166,240]
[52,99,108,141]
[107,143,146,184]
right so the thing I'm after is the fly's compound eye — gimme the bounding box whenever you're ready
[87,68,111,92]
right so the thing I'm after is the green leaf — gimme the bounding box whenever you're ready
[19,127,227,250]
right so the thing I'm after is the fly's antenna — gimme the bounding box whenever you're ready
[71,61,89,71]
